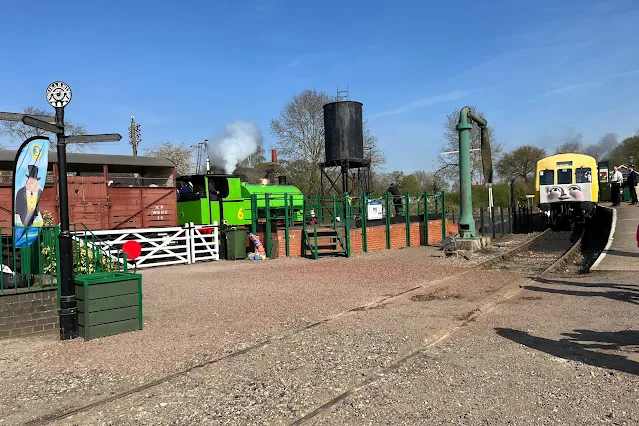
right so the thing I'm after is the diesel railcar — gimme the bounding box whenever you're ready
[535,153,599,227]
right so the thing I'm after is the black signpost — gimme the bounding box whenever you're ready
[0,112,56,123]
[1,81,122,340]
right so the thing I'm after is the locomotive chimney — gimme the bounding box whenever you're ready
[278,175,287,185]
[271,149,278,164]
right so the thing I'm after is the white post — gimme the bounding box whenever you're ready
[488,184,494,219]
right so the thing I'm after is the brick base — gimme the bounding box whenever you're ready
[247,220,459,258]
[0,290,58,339]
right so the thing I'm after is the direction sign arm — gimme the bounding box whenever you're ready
[64,134,122,144]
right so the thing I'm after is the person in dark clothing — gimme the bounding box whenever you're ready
[388,183,402,215]
[626,165,638,205]
[208,180,221,201]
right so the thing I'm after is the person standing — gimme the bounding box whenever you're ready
[625,164,638,205]
[387,183,402,215]
[610,166,623,206]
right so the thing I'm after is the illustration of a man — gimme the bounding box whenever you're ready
[15,165,43,228]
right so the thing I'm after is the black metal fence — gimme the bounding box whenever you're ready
[477,205,537,239]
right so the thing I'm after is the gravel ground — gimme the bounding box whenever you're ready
[4,231,626,426]
[306,271,639,426]
[1,245,466,425]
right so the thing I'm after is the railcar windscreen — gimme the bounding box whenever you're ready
[557,168,572,185]
[539,169,554,185]
[576,167,592,183]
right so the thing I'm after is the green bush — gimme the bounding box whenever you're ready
[40,210,120,276]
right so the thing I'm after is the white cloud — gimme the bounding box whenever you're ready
[370,90,471,118]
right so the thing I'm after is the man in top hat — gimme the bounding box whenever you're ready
[626,164,638,205]
[15,164,43,228]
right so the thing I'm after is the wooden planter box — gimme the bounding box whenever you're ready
[75,271,143,341]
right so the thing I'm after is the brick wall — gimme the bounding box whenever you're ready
[0,290,58,339]
[247,220,458,258]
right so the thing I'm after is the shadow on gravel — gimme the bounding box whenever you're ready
[522,278,639,306]
[495,328,639,376]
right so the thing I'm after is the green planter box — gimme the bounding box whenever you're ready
[75,271,143,341]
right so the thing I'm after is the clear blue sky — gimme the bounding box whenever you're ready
[1,0,638,173]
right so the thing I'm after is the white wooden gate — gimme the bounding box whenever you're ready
[190,223,220,262]
[72,223,220,269]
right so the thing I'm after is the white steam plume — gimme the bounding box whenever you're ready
[208,121,261,174]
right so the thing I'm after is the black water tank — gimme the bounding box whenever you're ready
[323,101,364,162]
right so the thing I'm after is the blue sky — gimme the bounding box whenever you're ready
[1,0,638,174]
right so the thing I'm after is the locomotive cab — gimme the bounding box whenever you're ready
[176,174,252,227]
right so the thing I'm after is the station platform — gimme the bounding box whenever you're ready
[591,202,639,271]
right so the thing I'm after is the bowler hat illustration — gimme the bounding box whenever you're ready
[25,165,41,180]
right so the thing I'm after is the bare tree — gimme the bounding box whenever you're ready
[270,89,385,196]
[143,141,195,176]
[496,145,547,182]
[553,134,584,154]
[0,106,89,153]
[437,106,502,185]
[412,170,449,193]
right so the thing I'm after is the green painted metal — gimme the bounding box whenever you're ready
[456,109,474,238]
[250,194,258,234]
[265,193,272,257]
[405,193,411,247]
[384,192,391,249]
[456,106,489,239]
[423,195,429,246]
[344,193,351,257]
[441,191,447,242]
[284,195,290,257]
[361,193,368,253]
[316,195,322,225]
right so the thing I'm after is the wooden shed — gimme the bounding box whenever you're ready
[0,150,177,231]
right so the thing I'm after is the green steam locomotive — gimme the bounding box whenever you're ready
[176,172,305,227]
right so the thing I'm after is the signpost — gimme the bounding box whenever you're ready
[0,81,122,341]
[65,134,122,144]
[21,116,63,134]
[0,112,56,123]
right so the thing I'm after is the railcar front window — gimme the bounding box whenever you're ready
[539,170,554,185]
[557,168,572,185]
[576,167,592,183]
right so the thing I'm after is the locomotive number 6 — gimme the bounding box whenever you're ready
[237,207,244,220]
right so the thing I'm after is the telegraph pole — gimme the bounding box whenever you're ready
[128,116,141,156]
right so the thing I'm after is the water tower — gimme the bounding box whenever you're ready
[319,88,371,197]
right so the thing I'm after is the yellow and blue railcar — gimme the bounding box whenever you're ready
[535,153,598,226]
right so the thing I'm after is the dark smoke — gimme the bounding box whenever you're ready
[584,132,618,160]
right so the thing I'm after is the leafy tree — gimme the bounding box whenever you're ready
[437,106,503,185]
[143,141,195,176]
[270,89,385,196]
[608,134,639,166]
[496,145,547,182]
[0,106,89,152]
[400,174,421,194]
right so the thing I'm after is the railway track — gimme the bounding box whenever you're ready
[482,227,583,277]
[26,223,599,426]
